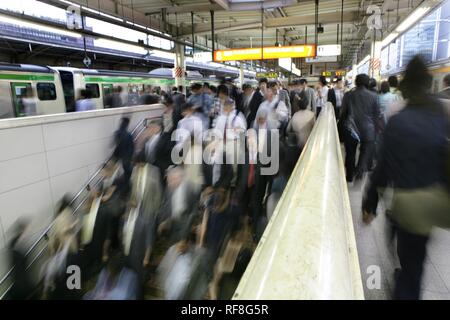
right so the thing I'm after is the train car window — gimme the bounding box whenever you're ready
[86,83,100,98]
[37,83,57,101]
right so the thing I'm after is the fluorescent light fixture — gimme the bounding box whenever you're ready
[0,14,82,38]
[381,32,399,47]
[395,6,431,32]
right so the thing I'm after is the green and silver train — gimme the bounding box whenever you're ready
[0,63,222,119]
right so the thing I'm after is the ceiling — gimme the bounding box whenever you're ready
[46,0,427,67]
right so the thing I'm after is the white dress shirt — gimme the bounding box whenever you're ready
[81,196,102,246]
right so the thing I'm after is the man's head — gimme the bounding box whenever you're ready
[181,102,195,116]
[191,83,203,95]
[299,78,308,89]
[265,81,278,100]
[242,83,253,96]
[217,84,229,100]
[258,78,268,91]
[203,82,211,94]
[388,75,398,89]
[355,74,370,88]
[318,76,327,87]
[167,166,184,191]
[292,79,302,89]
[335,77,343,89]
[443,74,450,88]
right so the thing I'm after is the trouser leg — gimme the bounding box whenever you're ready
[394,228,429,300]
[343,131,358,182]
[355,141,375,180]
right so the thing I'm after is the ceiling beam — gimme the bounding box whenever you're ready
[180,11,358,36]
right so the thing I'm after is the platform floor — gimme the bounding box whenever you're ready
[349,179,450,300]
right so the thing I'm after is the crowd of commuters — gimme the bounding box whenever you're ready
[6,54,450,300]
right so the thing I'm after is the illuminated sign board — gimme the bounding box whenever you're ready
[306,56,338,63]
[317,44,341,57]
[322,71,333,77]
[335,70,346,76]
[214,45,316,62]
[256,72,278,79]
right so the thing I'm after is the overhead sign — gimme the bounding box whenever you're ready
[335,70,346,76]
[306,56,338,63]
[214,45,316,62]
[291,64,301,76]
[256,72,278,79]
[317,44,341,57]
[193,52,212,63]
[278,58,292,70]
[322,71,333,77]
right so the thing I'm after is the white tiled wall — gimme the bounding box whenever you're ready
[0,105,164,284]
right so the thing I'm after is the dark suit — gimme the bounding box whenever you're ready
[341,87,381,180]
[120,207,154,298]
[246,89,264,128]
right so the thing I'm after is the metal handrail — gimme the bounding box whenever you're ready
[0,115,160,299]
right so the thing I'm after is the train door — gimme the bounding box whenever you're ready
[59,70,75,112]
[10,82,32,117]
[102,83,113,107]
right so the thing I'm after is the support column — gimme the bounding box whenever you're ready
[239,63,245,89]
[370,40,382,81]
[174,43,185,93]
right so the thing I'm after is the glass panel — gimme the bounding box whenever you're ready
[85,83,100,98]
[37,82,57,101]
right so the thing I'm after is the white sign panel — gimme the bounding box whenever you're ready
[317,44,341,57]
[194,52,212,63]
[278,58,292,70]
[291,64,301,76]
[306,56,338,63]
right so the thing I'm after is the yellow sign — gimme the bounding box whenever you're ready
[335,70,346,76]
[322,71,332,77]
[214,45,316,62]
[256,72,278,79]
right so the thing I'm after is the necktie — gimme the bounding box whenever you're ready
[247,163,255,188]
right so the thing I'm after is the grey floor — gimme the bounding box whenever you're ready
[348,179,450,300]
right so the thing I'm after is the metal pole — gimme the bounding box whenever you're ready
[191,12,195,56]
[211,10,215,61]
[315,0,319,56]
[340,0,344,63]
[261,7,264,72]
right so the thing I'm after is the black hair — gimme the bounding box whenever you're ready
[217,84,229,96]
[191,83,203,91]
[119,117,130,130]
[164,96,174,106]
[380,81,390,94]
[57,194,73,215]
[242,83,253,91]
[369,78,377,90]
[398,55,432,104]
[355,74,370,88]
[181,102,194,112]
[388,75,398,88]
[444,74,450,87]
[318,75,327,86]
[258,78,268,84]
[210,85,217,94]
[299,78,308,85]
[203,82,210,89]
[267,81,278,89]
[172,86,178,92]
